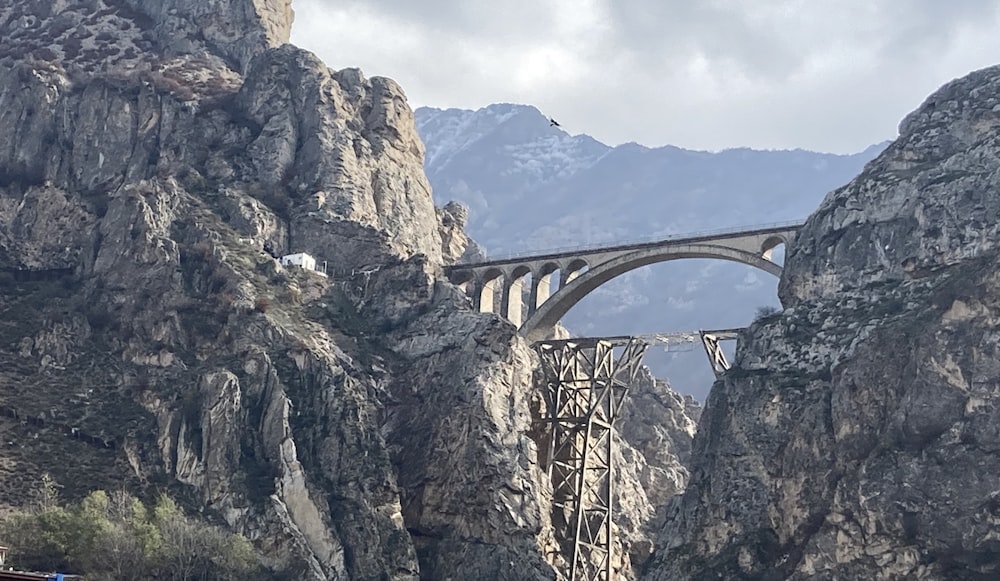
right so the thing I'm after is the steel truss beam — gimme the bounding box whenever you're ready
[535,337,648,581]
[699,329,741,378]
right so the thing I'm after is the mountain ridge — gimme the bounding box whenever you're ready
[418,103,889,160]
[416,102,885,253]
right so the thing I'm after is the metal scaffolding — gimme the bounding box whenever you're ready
[534,337,649,581]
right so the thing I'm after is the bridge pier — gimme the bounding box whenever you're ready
[535,337,648,581]
[501,277,525,326]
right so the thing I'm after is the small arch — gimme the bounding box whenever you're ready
[531,263,560,312]
[447,270,476,303]
[449,270,474,286]
[761,236,786,263]
[560,259,589,288]
[478,268,505,314]
[504,265,533,326]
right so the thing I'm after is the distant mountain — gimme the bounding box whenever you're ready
[416,103,885,399]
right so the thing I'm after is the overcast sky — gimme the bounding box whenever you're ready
[290,1,1000,154]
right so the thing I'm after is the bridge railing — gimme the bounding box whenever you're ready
[465,219,806,264]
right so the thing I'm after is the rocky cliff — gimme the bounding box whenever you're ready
[0,1,697,579]
[643,66,1000,579]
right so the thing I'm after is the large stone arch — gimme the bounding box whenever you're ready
[519,243,782,342]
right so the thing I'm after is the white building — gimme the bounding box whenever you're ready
[279,253,327,277]
[280,253,316,270]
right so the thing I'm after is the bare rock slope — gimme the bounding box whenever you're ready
[643,65,1000,580]
[0,1,698,579]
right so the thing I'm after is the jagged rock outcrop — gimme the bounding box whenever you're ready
[644,65,1000,580]
[0,1,698,579]
[437,200,486,264]
[0,0,292,75]
[236,48,444,271]
[123,0,294,72]
[368,266,561,579]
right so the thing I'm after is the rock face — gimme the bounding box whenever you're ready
[643,65,1000,580]
[616,369,702,566]
[437,200,486,264]
[0,1,697,579]
[124,0,294,72]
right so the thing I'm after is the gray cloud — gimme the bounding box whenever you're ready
[603,2,804,79]
[290,0,1000,153]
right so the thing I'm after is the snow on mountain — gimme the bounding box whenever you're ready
[416,104,886,399]
[417,104,517,168]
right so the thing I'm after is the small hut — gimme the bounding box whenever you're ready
[279,253,327,277]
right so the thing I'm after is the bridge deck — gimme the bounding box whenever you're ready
[529,330,745,345]
[450,220,804,269]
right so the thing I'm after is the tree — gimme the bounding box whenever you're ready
[152,495,259,581]
[0,504,75,572]
[0,481,266,580]
[153,495,201,581]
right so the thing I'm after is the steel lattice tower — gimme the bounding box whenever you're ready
[534,337,649,581]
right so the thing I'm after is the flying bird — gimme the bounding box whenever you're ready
[549,118,561,128]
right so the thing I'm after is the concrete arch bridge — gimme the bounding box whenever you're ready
[445,222,802,343]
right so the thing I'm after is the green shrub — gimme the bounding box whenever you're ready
[0,484,268,580]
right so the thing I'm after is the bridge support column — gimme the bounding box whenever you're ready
[535,337,648,581]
